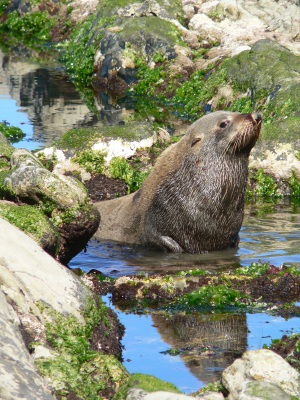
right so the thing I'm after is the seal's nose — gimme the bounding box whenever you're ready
[251,113,262,125]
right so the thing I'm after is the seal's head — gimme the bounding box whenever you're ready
[187,111,261,157]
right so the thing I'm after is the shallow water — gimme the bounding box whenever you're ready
[0,50,112,150]
[69,204,300,393]
[70,204,300,277]
[2,51,300,394]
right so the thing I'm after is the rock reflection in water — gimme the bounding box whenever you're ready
[152,312,247,385]
[0,50,133,148]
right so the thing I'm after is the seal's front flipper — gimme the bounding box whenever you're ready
[160,236,183,253]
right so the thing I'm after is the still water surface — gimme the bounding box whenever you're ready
[70,205,300,393]
[2,51,300,394]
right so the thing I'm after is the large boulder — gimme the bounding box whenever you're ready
[0,217,128,399]
[0,216,89,399]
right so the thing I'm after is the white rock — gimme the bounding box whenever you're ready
[250,143,300,180]
[92,135,156,164]
[222,349,300,399]
[189,13,223,42]
[37,146,66,162]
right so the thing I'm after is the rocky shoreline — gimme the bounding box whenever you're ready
[1,0,300,399]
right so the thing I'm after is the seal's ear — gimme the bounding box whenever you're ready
[191,136,202,147]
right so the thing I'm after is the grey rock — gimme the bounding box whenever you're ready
[0,290,55,400]
[0,216,90,322]
[5,149,87,208]
[238,380,294,400]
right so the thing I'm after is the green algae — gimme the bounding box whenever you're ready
[116,373,181,398]
[110,156,150,193]
[178,284,249,310]
[0,203,55,244]
[0,9,55,50]
[36,299,129,399]
[57,122,154,150]
[72,149,107,174]
[250,169,281,198]
[289,172,300,198]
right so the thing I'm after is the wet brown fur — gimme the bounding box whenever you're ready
[94,111,261,252]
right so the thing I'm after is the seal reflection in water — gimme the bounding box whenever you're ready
[94,111,262,253]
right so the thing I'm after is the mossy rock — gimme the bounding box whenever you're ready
[57,121,154,151]
[0,202,57,253]
[98,0,184,22]
[116,373,181,398]
[224,39,300,141]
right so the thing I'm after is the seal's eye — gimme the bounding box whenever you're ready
[219,120,230,129]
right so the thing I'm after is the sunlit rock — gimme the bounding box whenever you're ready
[221,349,300,399]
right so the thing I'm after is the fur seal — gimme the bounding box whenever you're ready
[94,111,261,252]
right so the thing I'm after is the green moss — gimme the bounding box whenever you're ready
[0,203,53,243]
[178,284,249,310]
[72,149,107,174]
[57,122,154,151]
[0,10,55,50]
[109,156,150,193]
[36,299,129,399]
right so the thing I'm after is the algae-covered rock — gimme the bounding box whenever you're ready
[224,40,300,142]
[0,217,128,400]
[2,148,100,263]
[0,202,57,254]
[57,120,155,153]
[5,148,87,208]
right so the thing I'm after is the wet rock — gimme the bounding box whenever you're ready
[2,148,100,263]
[221,349,300,399]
